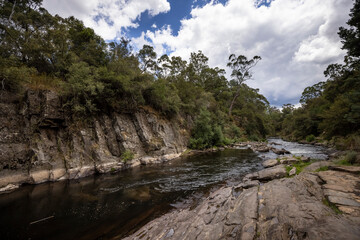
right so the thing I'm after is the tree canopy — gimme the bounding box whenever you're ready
[273,0,360,150]
[0,0,273,149]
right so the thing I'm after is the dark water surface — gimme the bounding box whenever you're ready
[0,140,328,240]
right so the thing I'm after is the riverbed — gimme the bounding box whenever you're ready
[0,139,328,239]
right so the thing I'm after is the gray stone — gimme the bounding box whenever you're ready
[279,157,298,164]
[289,167,296,176]
[262,159,279,168]
[271,147,291,155]
[329,165,360,174]
[250,165,287,181]
[124,172,360,240]
[328,196,360,207]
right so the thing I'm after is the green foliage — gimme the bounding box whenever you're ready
[286,160,313,175]
[343,151,357,165]
[0,58,37,92]
[300,82,325,104]
[189,108,215,149]
[227,54,261,116]
[322,198,342,214]
[224,124,243,140]
[306,134,315,142]
[274,1,360,145]
[189,108,229,149]
[338,0,360,58]
[144,78,181,116]
[0,0,272,149]
[62,61,104,116]
[334,134,360,151]
[285,165,293,175]
[213,125,225,147]
[315,166,329,172]
[121,150,134,163]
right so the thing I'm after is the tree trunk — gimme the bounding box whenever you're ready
[228,86,241,116]
[9,0,16,21]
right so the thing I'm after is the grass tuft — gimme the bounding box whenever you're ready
[322,198,342,214]
[315,166,329,172]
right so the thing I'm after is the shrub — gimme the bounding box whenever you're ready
[224,124,242,139]
[213,125,225,147]
[344,151,357,164]
[189,108,227,149]
[189,108,214,149]
[315,166,329,172]
[0,62,37,92]
[144,78,181,116]
[306,134,315,142]
[121,150,134,162]
[63,61,104,116]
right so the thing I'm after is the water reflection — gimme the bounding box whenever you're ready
[0,142,328,239]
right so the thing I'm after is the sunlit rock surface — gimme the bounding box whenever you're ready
[124,166,360,240]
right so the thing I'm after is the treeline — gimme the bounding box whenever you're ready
[3,0,357,150]
[272,0,360,150]
[0,0,273,149]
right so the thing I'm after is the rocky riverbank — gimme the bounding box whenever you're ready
[0,90,188,193]
[123,160,360,240]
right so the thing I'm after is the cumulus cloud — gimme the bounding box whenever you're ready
[42,0,170,40]
[132,0,352,106]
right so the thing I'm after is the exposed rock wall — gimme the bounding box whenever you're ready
[0,90,188,191]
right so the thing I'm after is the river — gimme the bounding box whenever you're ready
[0,139,328,239]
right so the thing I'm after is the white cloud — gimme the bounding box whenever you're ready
[132,0,352,105]
[42,0,170,40]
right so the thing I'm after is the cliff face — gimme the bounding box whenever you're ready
[0,90,188,191]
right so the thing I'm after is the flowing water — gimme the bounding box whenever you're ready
[0,139,329,239]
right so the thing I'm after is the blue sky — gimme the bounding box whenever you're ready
[128,0,271,39]
[43,0,351,107]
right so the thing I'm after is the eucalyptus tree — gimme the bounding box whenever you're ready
[227,54,261,116]
[138,44,157,73]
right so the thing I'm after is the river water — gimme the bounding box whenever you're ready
[0,139,328,239]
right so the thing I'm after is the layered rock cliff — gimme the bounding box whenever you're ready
[0,90,188,192]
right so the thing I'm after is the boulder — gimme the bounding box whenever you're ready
[256,146,270,152]
[245,165,287,181]
[289,167,296,176]
[271,147,291,155]
[262,159,279,168]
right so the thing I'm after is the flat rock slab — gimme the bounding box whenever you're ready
[318,170,360,216]
[245,165,287,181]
[329,165,360,174]
[262,159,279,168]
[328,196,360,207]
[125,172,360,240]
[303,161,334,172]
[233,180,260,192]
[280,156,310,164]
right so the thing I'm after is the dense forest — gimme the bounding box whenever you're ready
[276,0,360,151]
[0,0,359,150]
